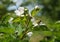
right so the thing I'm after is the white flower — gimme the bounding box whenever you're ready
[18,7,24,14]
[15,10,21,16]
[31,17,35,22]
[8,17,14,23]
[39,22,46,26]
[35,5,39,9]
[27,32,33,37]
[33,22,38,27]
[31,17,38,27]
[14,7,24,16]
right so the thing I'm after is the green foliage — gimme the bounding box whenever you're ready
[31,8,40,17]
[0,0,60,42]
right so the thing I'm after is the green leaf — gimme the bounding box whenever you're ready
[0,28,15,34]
[13,17,21,23]
[16,24,23,35]
[2,15,11,24]
[31,8,40,17]
[41,31,53,36]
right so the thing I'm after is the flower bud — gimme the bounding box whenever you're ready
[8,17,14,23]
[27,32,33,37]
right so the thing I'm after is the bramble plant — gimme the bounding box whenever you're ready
[0,5,60,42]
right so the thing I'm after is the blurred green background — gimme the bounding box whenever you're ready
[0,0,60,42]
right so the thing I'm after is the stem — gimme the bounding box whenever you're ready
[21,14,30,40]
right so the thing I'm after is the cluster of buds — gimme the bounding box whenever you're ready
[31,17,46,27]
[31,17,38,27]
[29,5,46,27]
[34,5,39,9]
